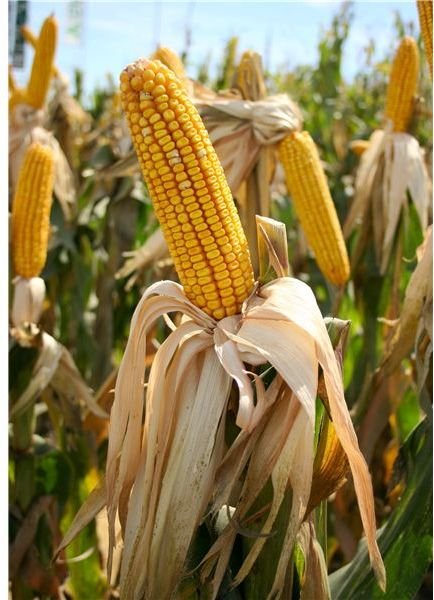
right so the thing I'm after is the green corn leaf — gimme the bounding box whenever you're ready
[329,417,432,600]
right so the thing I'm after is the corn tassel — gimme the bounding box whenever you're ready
[384,36,419,132]
[279,131,350,286]
[12,143,55,279]
[417,1,433,79]
[120,59,254,319]
[25,15,58,109]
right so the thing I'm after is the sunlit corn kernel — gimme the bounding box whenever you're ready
[215,269,229,282]
[198,276,213,286]
[206,299,221,311]
[196,268,212,280]
[195,295,207,307]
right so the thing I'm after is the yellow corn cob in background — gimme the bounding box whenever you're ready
[25,15,58,109]
[151,47,187,81]
[417,1,433,79]
[12,143,55,279]
[120,59,254,319]
[279,131,350,287]
[384,36,419,132]
[9,65,17,92]
[21,23,59,78]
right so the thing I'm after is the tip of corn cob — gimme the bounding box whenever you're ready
[120,58,255,319]
[25,15,58,110]
[150,47,187,82]
[384,36,419,133]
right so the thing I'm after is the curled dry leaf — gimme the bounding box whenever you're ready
[10,333,63,421]
[195,94,303,194]
[89,272,384,598]
[379,226,433,378]
[9,332,104,421]
[115,227,170,288]
[54,483,106,561]
[344,127,430,274]
[10,496,54,579]
[297,517,331,600]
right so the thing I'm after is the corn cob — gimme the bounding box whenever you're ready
[417,1,433,79]
[279,131,350,286]
[25,15,58,109]
[21,24,59,78]
[151,47,186,81]
[120,59,254,319]
[12,143,55,279]
[384,36,419,132]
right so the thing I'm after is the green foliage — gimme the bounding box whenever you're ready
[329,418,432,600]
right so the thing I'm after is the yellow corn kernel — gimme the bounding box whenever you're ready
[279,131,350,287]
[417,1,433,79]
[12,143,55,278]
[26,15,58,109]
[151,47,186,81]
[21,24,59,77]
[120,59,254,319]
[384,36,419,132]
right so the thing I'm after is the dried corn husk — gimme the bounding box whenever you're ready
[378,226,432,377]
[9,332,106,421]
[195,93,302,197]
[11,276,46,340]
[115,228,170,289]
[47,73,91,163]
[103,275,384,597]
[344,126,431,273]
[64,219,384,599]
[297,517,331,600]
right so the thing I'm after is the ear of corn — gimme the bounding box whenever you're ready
[279,131,350,286]
[120,59,254,319]
[417,1,433,79]
[25,15,58,109]
[21,23,59,78]
[384,36,419,132]
[12,143,55,279]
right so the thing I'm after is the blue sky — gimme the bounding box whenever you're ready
[10,1,419,98]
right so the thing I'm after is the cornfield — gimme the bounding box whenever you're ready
[8,3,433,599]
